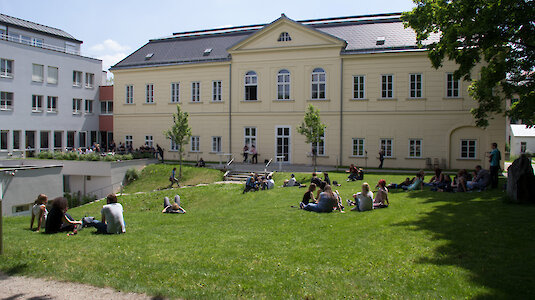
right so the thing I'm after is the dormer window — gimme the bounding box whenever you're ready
[145,53,154,60]
[376,37,385,46]
[278,32,291,42]
[203,48,212,56]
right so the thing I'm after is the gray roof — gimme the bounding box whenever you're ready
[0,13,81,43]
[112,14,437,70]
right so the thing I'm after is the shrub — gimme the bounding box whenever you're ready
[53,151,66,160]
[37,151,53,159]
[65,152,79,160]
[125,167,140,184]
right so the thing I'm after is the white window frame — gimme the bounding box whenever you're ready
[275,126,291,163]
[352,75,365,99]
[191,82,200,102]
[32,64,44,82]
[100,101,113,115]
[381,74,394,99]
[278,32,291,42]
[73,70,82,86]
[380,138,393,158]
[171,82,180,103]
[125,85,134,104]
[47,96,58,113]
[311,132,325,156]
[125,135,133,147]
[277,69,290,100]
[1,58,13,78]
[311,68,326,100]
[212,136,222,153]
[72,98,82,114]
[352,138,365,157]
[190,136,200,152]
[446,73,460,98]
[85,99,93,114]
[47,66,58,84]
[0,91,13,110]
[460,139,477,159]
[409,73,422,98]
[170,140,180,152]
[85,73,94,88]
[145,84,154,103]
[145,135,153,147]
[408,139,422,158]
[212,80,222,102]
[244,127,257,147]
[32,95,43,112]
[244,71,258,101]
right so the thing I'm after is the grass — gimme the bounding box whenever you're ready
[1,172,534,299]
[122,164,224,193]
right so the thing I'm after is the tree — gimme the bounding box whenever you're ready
[402,0,535,127]
[163,105,192,178]
[297,104,326,170]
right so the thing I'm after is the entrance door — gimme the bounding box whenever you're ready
[275,126,290,162]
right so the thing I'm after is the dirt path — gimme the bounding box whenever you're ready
[0,272,157,300]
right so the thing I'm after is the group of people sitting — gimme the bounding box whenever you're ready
[243,172,275,193]
[346,164,365,181]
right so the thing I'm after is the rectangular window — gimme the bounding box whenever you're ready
[47,96,58,112]
[40,131,49,150]
[352,138,365,156]
[0,131,8,150]
[409,139,422,158]
[191,136,200,152]
[100,101,113,114]
[13,130,21,150]
[277,71,290,100]
[145,135,153,147]
[47,66,58,84]
[171,82,180,103]
[26,131,36,149]
[126,85,134,104]
[72,98,82,114]
[85,73,94,88]
[212,81,222,102]
[67,131,75,149]
[380,138,393,157]
[1,58,13,78]
[125,135,133,147]
[1,91,13,110]
[520,142,527,154]
[353,75,365,99]
[460,139,477,159]
[409,73,422,98]
[32,95,43,112]
[311,133,325,156]
[145,84,154,103]
[73,71,82,86]
[446,73,460,98]
[191,82,200,102]
[381,75,393,98]
[54,131,63,150]
[212,136,222,153]
[79,131,87,148]
[245,72,258,101]
[170,140,180,151]
[90,131,97,146]
[244,127,257,147]
[32,64,44,82]
[85,99,93,113]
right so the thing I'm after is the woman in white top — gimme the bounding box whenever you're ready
[349,183,374,212]
[30,194,48,231]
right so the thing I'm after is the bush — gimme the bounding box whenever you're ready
[37,151,54,159]
[125,167,140,184]
[65,152,79,160]
[53,151,66,160]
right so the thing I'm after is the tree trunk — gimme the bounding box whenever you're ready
[313,154,317,172]
[179,152,183,179]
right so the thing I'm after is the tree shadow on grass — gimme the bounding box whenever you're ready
[394,191,535,298]
[1,263,29,277]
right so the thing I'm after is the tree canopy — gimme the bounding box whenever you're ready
[163,105,191,178]
[402,0,535,127]
[297,104,326,170]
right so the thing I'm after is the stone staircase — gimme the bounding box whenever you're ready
[223,170,269,182]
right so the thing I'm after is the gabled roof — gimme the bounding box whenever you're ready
[0,13,82,43]
[112,13,437,70]
[511,124,535,137]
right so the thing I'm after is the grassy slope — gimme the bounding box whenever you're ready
[1,172,534,299]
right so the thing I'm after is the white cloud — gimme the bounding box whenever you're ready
[89,39,131,53]
[98,53,128,72]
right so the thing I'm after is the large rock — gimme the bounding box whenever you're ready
[507,155,535,204]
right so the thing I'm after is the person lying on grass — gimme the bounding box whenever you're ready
[45,197,82,234]
[83,194,126,234]
[30,194,48,232]
[162,195,186,214]
[402,170,425,191]
[347,182,374,212]
[300,184,344,213]
[373,179,389,209]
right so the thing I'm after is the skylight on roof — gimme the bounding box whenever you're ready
[145,53,154,60]
[203,48,213,56]
[376,37,385,46]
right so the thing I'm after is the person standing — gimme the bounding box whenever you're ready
[378,149,385,169]
[489,142,501,189]
[157,144,164,163]
[251,145,258,164]
[243,145,249,163]
[169,167,179,187]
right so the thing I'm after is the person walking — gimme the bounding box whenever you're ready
[378,149,385,169]
[489,142,501,189]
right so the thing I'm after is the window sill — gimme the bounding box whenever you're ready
[209,151,223,154]
[47,110,58,114]
[100,113,113,116]
[169,101,180,104]
[443,97,464,100]
[189,101,203,104]
[241,100,260,103]
[405,157,425,160]
[0,75,13,79]
[31,110,43,113]
[72,84,82,88]
[349,155,368,158]
[72,112,82,115]
[85,86,94,89]
[143,102,156,105]
[124,103,135,105]
[350,98,368,101]
[377,98,397,101]
[85,112,94,115]
[32,80,44,83]
[406,97,426,101]
[188,151,202,154]
[0,108,13,111]
[457,158,480,161]
[307,99,330,102]
[211,100,224,103]
[306,154,329,158]
[47,81,58,85]
[273,99,294,102]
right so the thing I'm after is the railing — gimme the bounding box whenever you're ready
[0,33,81,55]
[226,157,234,168]
[264,158,273,173]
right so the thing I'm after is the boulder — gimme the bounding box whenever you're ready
[507,155,535,204]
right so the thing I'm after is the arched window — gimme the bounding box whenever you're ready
[244,71,257,101]
[311,68,326,100]
[278,32,291,42]
[277,69,290,100]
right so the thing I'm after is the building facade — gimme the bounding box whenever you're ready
[0,13,103,156]
[111,13,505,169]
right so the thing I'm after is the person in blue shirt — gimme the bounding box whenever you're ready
[169,167,179,188]
[489,142,501,188]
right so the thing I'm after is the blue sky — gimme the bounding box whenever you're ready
[0,0,416,72]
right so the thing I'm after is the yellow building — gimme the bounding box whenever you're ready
[110,13,505,170]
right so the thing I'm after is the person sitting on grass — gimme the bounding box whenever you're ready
[300,185,343,213]
[283,174,300,187]
[427,168,445,187]
[301,183,317,206]
[265,175,275,190]
[195,158,205,167]
[30,194,48,232]
[45,197,82,234]
[346,164,359,181]
[243,173,259,193]
[84,194,126,234]
[323,172,331,186]
[169,167,180,188]
[467,165,491,191]
[347,182,374,212]
[373,179,389,209]
[162,195,186,214]
[402,170,425,191]
[451,169,468,192]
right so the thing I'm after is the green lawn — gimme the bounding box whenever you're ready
[1,172,534,299]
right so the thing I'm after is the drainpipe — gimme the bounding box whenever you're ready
[339,57,344,168]
[229,63,232,154]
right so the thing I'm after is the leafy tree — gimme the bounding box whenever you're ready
[163,105,192,178]
[402,0,535,127]
[297,104,326,170]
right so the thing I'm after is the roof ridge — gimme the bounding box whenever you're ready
[0,13,71,35]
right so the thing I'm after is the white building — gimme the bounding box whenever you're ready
[510,124,535,156]
[0,13,103,156]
